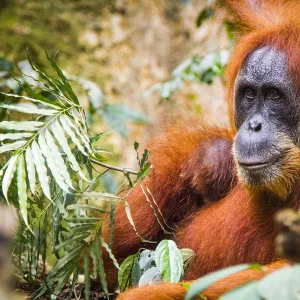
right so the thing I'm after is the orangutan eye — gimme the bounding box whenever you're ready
[267,89,281,100]
[244,88,256,100]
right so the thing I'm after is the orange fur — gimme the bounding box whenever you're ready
[226,0,300,129]
[98,1,300,299]
[102,124,236,286]
[117,260,288,300]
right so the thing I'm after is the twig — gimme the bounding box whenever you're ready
[90,159,139,175]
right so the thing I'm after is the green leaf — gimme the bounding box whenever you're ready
[185,264,251,300]
[98,108,128,138]
[0,121,44,131]
[131,256,142,286]
[44,129,74,188]
[68,224,96,232]
[31,141,51,201]
[0,132,33,141]
[123,171,134,187]
[134,141,139,151]
[66,204,107,213]
[25,147,36,195]
[47,242,86,280]
[2,154,19,202]
[52,261,78,298]
[38,133,70,192]
[155,240,183,283]
[109,204,115,249]
[220,281,260,300]
[100,235,120,270]
[22,83,63,109]
[140,149,149,169]
[138,267,162,287]
[78,191,120,201]
[65,217,99,224]
[0,57,12,71]
[90,131,111,145]
[84,252,91,300]
[54,232,90,251]
[95,234,109,294]
[118,253,138,291]
[257,265,300,300]
[89,242,98,279]
[88,191,120,201]
[137,161,151,181]
[180,248,195,265]
[61,115,91,152]
[0,140,26,154]
[46,52,80,105]
[124,200,156,243]
[99,104,149,138]
[52,120,89,181]
[0,92,61,109]
[17,154,31,231]
[100,172,118,194]
[196,7,214,27]
[104,104,149,124]
[59,116,88,156]
[0,103,58,115]
[78,78,105,109]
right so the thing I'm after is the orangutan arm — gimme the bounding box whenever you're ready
[101,124,235,286]
[116,260,288,300]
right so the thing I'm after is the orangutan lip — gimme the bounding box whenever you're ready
[239,161,272,170]
[238,156,280,170]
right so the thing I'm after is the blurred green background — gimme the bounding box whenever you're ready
[0,0,230,171]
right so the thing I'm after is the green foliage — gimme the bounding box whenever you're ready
[143,51,230,100]
[0,55,153,298]
[185,264,300,300]
[196,7,214,27]
[118,240,194,291]
[185,264,251,300]
[118,253,140,292]
[155,240,183,283]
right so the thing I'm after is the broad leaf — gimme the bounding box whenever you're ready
[258,265,300,300]
[155,240,183,283]
[138,267,162,287]
[220,281,260,300]
[118,253,138,291]
[185,264,250,300]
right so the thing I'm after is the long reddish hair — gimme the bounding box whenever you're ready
[224,0,300,130]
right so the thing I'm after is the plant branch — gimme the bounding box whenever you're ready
[90,159,139,175]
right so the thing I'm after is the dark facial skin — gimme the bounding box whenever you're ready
[233,46,300,187]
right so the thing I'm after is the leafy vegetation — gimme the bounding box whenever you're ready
[118,240,194,292]
[0,55,153,299]
[185,264,300,300]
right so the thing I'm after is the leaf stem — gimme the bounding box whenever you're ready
[90,159,138,175]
